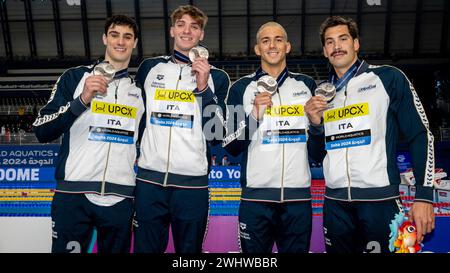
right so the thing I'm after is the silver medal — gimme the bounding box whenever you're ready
[189,46,209,62]
[257,75,278,95]
[93,62,116,83]
[315,82,336,102]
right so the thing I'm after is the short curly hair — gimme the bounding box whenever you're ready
[319,16,359,46]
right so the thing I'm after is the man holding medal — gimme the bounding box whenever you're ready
[33,15,144,253]
[133,5,229,253]
[223,22,321,253]
[304,16,435,253]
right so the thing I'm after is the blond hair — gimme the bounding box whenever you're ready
[256,22,288,42]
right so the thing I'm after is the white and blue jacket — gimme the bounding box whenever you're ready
[309,60,435,202]
[33,63,145,198]
[135,51,230,188]
[223,67,322,202]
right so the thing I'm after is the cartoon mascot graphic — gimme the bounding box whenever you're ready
[389,212,422,253]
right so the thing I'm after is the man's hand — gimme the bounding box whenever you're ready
[81,75,108,105]
[409,201,435,244]
[304,96,328,125]
[251,92,273,121]
[191,58,210,91]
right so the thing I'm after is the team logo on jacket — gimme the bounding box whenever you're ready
[292,90,308,97]
[154,89,195,102]
[358,84,376,93]
[92,101,137,117]
[89,101,137,144]
[265,105,304,117]
[150,89,195,129]
[151,75,165,88]
[128,92,140,99]
[324,102,371,150]
[261,105,306,144]
[324,103,368,123]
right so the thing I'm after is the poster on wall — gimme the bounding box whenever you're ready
[0,145,58,216]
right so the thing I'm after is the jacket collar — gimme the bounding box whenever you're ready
[171,49,191,64]
[329,59,364,91]
[114,68,129,79]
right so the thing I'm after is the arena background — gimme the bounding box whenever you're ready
[0,0,449,253]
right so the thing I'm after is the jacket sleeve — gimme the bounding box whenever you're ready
[33,69,88,143]
[389,68,434,203]
[307,124,326,164]
[136,80,147,146]
[195,69,230,144]
[222,80,261,157]
[134,58,160,146]
[303,77,327,164]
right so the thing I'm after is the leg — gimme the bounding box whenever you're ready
[133,181,171,253]
[238,201,276,253]
[50,193,94,253]
[170,187,209,253]
[357,198,403,253]
[275,201,312,253]
[323,198,359,253]
[94,198,134,253]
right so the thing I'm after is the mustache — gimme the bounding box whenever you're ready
[331,50,347,57]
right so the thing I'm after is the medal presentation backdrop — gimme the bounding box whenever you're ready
[0,144,449,253]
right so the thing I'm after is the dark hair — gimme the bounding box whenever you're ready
[319,16,359,46]
[170,5,208,30]
[104,15,139,39]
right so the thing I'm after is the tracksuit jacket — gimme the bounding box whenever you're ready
[309,60,435,202]
[223,67,322,202]
[135,51,230,188]
[33,63,144,198]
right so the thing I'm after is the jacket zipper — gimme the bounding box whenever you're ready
[276,91,285,202]
[101,79,120,195]
[343,86,352,201]
[163,66,183,187]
